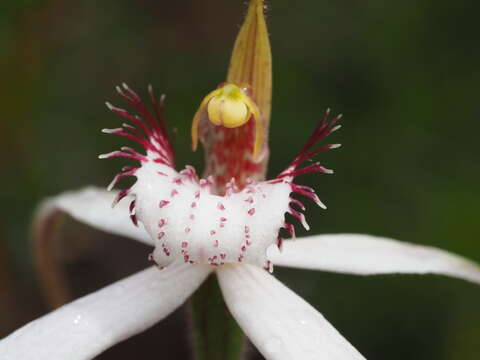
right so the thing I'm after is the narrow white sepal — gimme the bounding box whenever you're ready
[36,187,152,246]
[0,263,211,360]
[268,233,480,284]
[217,264,366,360]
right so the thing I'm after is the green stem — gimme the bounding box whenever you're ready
[190,274,245,360]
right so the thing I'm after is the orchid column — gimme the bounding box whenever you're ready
[192,0,272,192]
[191,0,272,357]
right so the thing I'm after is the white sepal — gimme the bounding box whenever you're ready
[268,233,480,284]
[0,263,211,360]
[36,187,152,246]
[217,264,366,360]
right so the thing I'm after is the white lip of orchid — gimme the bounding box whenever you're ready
[133,161,291,269]
[100,83,341,271]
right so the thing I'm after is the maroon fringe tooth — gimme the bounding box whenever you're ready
[100,84,175,225]
[274,109,342,249]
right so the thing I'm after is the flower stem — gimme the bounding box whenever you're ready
[191,274,245,360]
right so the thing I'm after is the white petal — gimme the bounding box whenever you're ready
[36,186,152,246]
[0,263,211,360]
[268,233,480,284]
[217,264,366,360]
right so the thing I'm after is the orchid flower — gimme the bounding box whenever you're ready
[2,1,480,359]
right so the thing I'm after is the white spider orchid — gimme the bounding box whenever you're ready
[2,1,480,359]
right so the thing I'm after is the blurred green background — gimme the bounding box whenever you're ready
[1,0,479,359]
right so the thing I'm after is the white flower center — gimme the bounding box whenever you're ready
[132,162,291,269]
[102,85,338,271]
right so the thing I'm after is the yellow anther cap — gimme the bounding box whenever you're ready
[207,84,251,128]
[191,83,262,159]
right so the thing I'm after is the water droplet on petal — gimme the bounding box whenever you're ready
[293,308,311,327]
[73,315,82,325]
